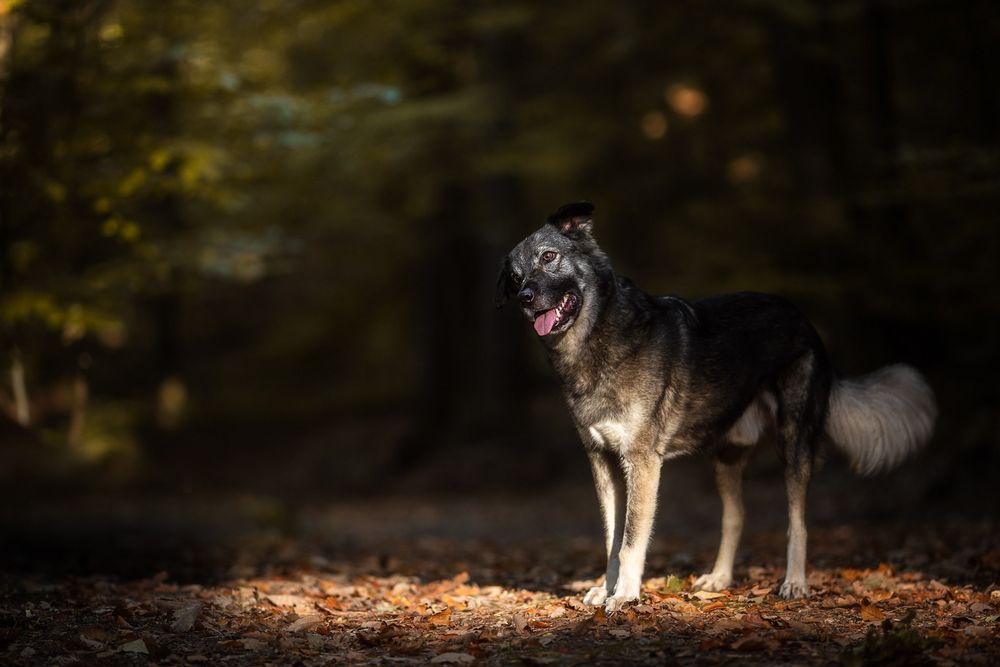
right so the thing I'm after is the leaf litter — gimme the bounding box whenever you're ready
[1,505,998,665]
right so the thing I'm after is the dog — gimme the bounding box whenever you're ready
[495,202,936,613]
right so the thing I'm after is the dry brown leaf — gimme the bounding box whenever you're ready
[702,600,726,612]
[240,638,267,651]
[750,585,773,597]
[287,614,323,633]
[868,589,894,603]
[266,594,315,614]
[661,596,699,614]
[859,597,885,622]
[513,613,529,632]
[170,602,202,633]
[822,594,858,608]
[119,639,148,654]
[428,608,453,627]
[692,590,727,600]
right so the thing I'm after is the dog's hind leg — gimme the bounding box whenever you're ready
[776,352,826,599]
[605,451,661,613]
[780,459,811,598]
[694,449,750,592]
[584,450,626,606]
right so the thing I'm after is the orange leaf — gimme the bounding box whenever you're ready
[702,601,726,612]
[859,597,885,622]
[428,608,453,627]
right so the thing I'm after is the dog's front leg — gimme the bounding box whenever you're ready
[584,450,626,606]
[605,452,661,614]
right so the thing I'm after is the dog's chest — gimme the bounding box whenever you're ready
[569,391,648,454]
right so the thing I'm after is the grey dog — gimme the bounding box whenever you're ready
[496,202,936,613]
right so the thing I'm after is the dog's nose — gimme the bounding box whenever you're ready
[518,287,535,304]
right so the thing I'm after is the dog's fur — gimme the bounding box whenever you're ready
[496,202,936,613]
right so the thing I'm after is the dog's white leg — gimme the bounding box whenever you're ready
[694,453,749,592]
[605,452,660,614]
[779,463,810,599]
[583,450,625,606]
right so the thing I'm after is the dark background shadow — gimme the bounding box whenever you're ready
[0,0,998,581]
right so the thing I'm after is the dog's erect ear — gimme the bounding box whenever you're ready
[547,201,595,237]
[495,256,517,308]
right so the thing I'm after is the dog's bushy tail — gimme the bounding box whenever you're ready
[826,364,937,475]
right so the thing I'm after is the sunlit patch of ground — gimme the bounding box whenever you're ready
[1,494,998,665]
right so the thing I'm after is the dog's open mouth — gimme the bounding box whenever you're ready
[533,292,580,336]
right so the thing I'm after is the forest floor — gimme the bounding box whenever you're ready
[2,484,999,666]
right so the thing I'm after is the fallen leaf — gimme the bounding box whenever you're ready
[822,594,858,608]
[170,602,203,633]
[693,590,726,600]
[513,613,529,632]
[266,594,315,614]
[963,625,992,638]
[548,606,566,618]
[661,596,699,614]
[431,652,475,664]
[120,639,148,654]
[287,614,323,633]
[241,637,267,651]
[750,585,773,597]
[428,607,453,627]
[702,600,726,612]
[991,590,1000,601]
[868,589,893,603]
[859,597,885,622]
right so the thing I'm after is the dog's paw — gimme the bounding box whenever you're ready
[582,586,607,606]
[603,593,638,615]
[778,579,810,599]
[693,572,732,593]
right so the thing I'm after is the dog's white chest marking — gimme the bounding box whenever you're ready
[588,421,631,450]
[587,404,647,452]
[726,391,777,446]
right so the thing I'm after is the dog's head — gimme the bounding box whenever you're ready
[496,201,610,339]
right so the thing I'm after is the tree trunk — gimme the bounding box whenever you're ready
[67,371,88,449]
[10,348,29,427]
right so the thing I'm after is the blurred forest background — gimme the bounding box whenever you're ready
[0,0,998,514]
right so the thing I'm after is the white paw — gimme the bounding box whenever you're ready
[582,586,607,606]
[604,593,638,615]
[693,572,732,592]
[604,575,641,614]
[779,579,810,599]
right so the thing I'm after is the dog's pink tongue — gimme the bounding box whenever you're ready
[533,309,558,336]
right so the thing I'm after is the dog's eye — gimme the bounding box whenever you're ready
[541,251,557,263]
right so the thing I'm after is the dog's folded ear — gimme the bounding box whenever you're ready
[547,201,595,237]
[495,256,516,308]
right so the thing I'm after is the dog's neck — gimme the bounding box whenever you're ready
[545,271,650,392]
